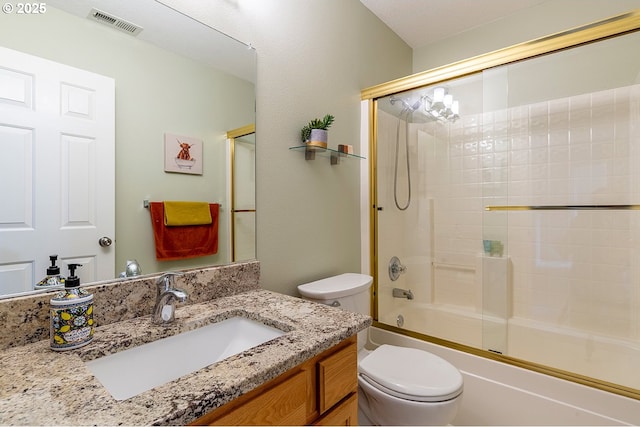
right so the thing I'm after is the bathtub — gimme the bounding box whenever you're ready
[378,301,640,392]
[368,322,640,425]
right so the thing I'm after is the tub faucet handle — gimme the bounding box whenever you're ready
[389,256,407,281]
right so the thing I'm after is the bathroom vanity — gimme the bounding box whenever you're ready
[191,336,358,425]
[0,262,370,426]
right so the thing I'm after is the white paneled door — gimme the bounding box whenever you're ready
[0,46,115,295]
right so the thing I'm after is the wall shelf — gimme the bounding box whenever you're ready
[289,145,366,165]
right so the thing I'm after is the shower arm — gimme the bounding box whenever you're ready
[390,95,421,113]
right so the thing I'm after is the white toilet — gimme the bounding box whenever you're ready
[298,273,463,426]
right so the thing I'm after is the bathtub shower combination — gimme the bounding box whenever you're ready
[365,14,640,398]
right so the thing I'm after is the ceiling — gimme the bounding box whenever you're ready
[359,0,549,49]
[47,0,553,80]
[46,0,256,82]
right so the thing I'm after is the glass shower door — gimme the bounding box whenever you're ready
[368,13,640,398]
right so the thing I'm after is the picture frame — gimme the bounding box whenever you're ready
[164,133,203,175]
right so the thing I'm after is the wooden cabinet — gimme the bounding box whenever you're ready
[313,394,358,426]
[190,336,358,426]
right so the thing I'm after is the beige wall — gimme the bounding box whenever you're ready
[158,0,413,295]
[159,0,640,297]
[412,0,640,73]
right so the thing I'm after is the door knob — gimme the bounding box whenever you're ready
[98,236,113,247]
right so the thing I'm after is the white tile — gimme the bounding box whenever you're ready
[549,129,569,146]
[511,134,529,150]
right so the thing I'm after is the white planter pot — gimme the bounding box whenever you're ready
[307,128,328,149]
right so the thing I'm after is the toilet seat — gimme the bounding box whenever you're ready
[359,344,463,402]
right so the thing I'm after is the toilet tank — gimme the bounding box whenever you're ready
[297,273,372,316]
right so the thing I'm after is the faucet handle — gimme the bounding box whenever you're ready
[389,256,407,281]
[155,271,184,290]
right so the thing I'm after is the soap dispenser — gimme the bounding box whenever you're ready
[50,264,94,351]
[35,255,66,289]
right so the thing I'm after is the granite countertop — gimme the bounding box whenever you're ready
[0,289,371,426]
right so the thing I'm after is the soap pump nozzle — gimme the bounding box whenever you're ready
[66,263,82,288]
[47,255,61,276]
[36,255,66,289]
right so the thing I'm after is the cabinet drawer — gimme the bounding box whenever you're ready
[317,341,357,413]
[313,393,358,426]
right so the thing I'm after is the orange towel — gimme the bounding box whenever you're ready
[149,202,219,261]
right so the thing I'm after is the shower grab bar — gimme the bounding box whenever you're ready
[432,262,475,272]
[485,204,640,211]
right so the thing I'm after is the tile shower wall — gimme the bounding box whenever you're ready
[420,84,640,342]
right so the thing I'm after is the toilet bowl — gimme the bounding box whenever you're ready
[298,273,463,426]
[358,344,463,425]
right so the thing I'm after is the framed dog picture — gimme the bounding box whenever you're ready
[164,133,203,175]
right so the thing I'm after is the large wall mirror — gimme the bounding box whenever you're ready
[0,0,256,297]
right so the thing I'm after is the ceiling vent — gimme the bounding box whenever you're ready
[88,8,143,36]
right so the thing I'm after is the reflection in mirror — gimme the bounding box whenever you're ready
[227,125,256,262]
[0,0,256,298]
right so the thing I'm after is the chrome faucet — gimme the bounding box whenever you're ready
[153,272,188,324]
[392,287,414,300]
[119,259,142,278]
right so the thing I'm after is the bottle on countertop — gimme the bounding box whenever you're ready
[49,264,94,351]
[35,255,65,290]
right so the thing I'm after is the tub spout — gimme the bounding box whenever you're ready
[392,287,414,300]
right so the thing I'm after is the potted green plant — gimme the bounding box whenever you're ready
[301,114,335,149]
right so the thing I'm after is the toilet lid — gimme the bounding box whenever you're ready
[297,273,372,300]
[359,344,463,402]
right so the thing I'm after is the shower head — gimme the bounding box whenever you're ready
[390,96,421,114]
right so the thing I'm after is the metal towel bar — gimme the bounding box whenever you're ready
[143,199,221,208]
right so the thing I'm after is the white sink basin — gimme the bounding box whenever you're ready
[85,316,285,401]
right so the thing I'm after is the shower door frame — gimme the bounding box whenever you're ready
[227,123,256,263]
[362,9,640,401]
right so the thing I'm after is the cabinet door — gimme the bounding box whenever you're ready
[317,342,357,413]
[313,393,358,426]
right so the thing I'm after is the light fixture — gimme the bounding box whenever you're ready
[422,87,459,122]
